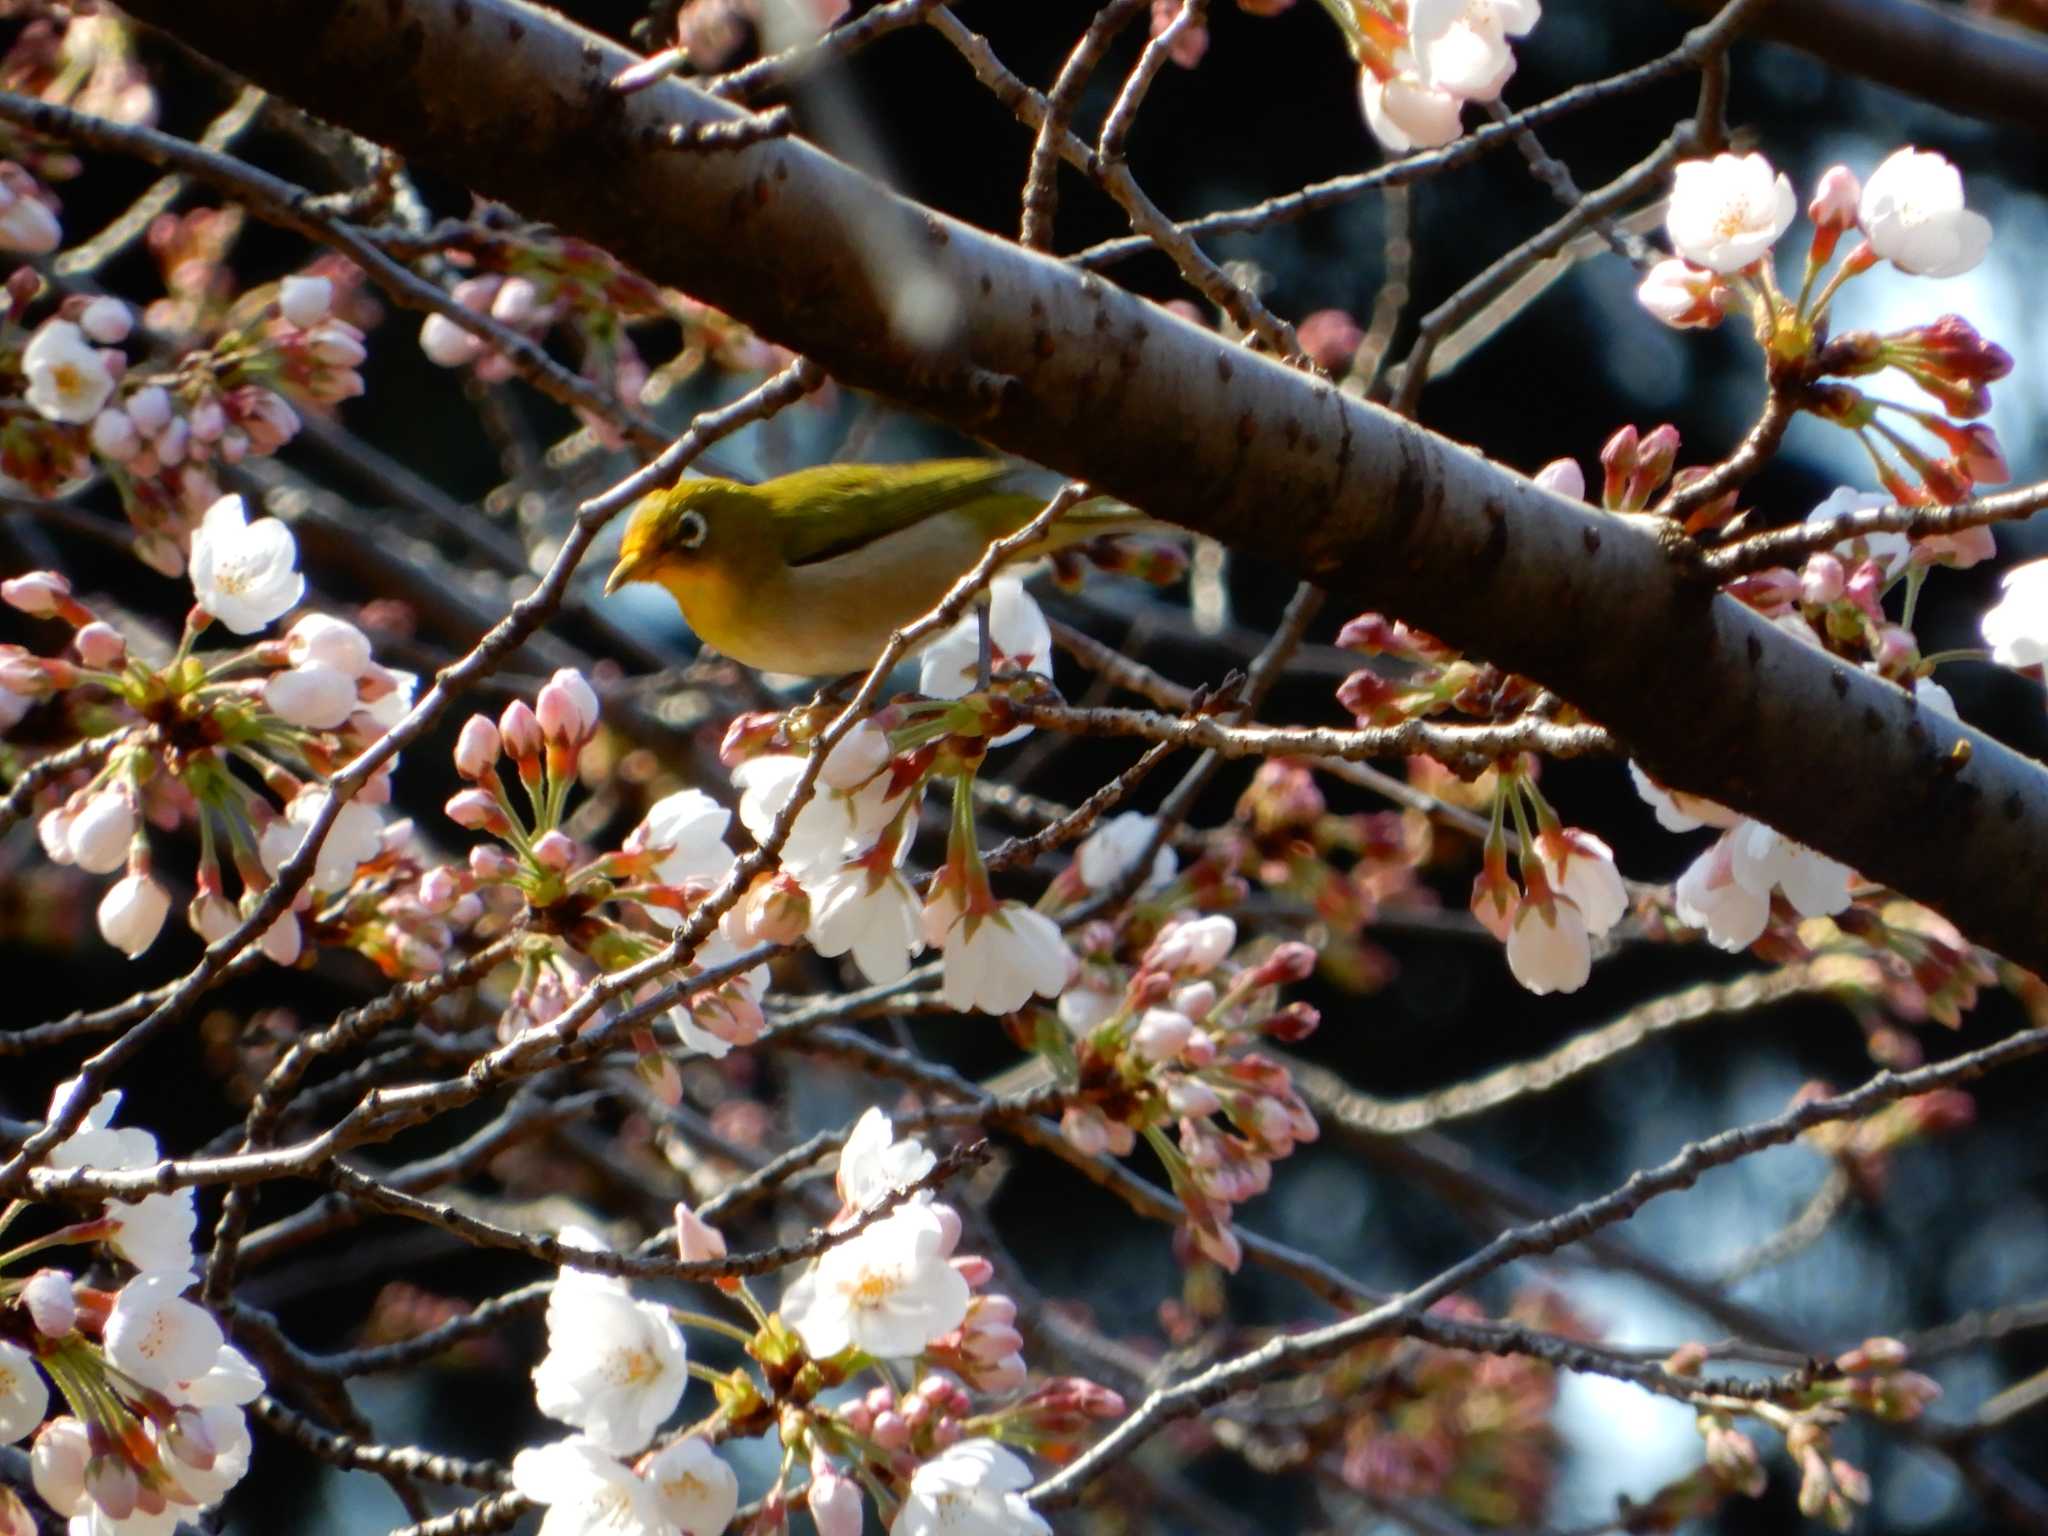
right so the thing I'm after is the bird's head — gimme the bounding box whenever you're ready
[604,479,755,597]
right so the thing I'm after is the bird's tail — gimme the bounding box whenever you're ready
[1009,493,1176,561]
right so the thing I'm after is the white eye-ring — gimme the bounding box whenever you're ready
[677,510,709,550]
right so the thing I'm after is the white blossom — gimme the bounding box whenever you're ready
[1359,64,1464,153]
[1665,153,1796,274]
[806,861,925,984]
[780,1202,970,1359]
[531,1250,688,1454]
[1408,0,1539,100]
[158,1400,253,1505]
[0,1342,47,1444]
[891,1439,1051,1536]
[98,873,170,958]
[1636,258,1725,329]
[936,901,1069,1015]
[284,613,372,676]
[1981,558,2048,668]
[1505,895,1590,995]
[1543,831,1626,936]
[65,790,133,874]
[837,1108,937,1214]
[358,667,419,732]
[631,789,736,885]
[734,752,905,877]
[189,494,304,635]
[1726,819,1852,919]
[1675,836,1771,952]
[511,1439,666,1536]
[1858,147,1991,278]
[645,1436,740,1536]
[29,1418,89,1518]
[278,275,334,329]
[260,788,383,892]
[919,579,1053,746]
[1628,762,1738,834]
[104,1273,225,1394]
[78,298,131,345]
[1074,811,1177,892]
[106,1190,198,1274]
[264,663,358,729]
[22,320,115,423]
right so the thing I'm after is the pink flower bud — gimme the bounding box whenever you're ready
[499,698,543,761]
[1,570,68,616]
[1132,1007,1195,1062]
[1533,457,1586,500]
[489,276,541,326]
[469,844,517,880]
[418,865,463,910]
[531,829,577,870]
[950,1254,994,1288]
[153,416,189,467]
[1808,165,1862,229]
[98,873,169,958]
[125,384,172,435]
[278,275,333,329]
[534,668,600,745]
[453,715,501,779]
[187,398,226,443]
[1252,940,1318,986]
[445,788,508,833]
[78,297,131,345]
[304,321,368,368]
[89,407,140,461]
[870,1411,910,1450]
[675,1202,728,1263]
[419,312,485,367]
[806,1465,863,1536]
[1800,551,1846,605]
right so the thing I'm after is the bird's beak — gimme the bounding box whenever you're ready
[604,551,647,597]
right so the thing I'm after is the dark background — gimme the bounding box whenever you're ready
[4,0,2046,1530]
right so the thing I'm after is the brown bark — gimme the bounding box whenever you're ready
[103,0,2048,972]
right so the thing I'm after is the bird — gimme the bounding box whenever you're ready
[603,458,1165,675]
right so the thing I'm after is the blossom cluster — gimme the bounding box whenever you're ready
[1307,0,1541,153]
[7,495,452,967]
[508,1112,1119,1536]
[0,1083,262,1536]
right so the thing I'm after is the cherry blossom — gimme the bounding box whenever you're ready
[188,494,304,635]
[1074,811,1177,892]
[733,751,906,876]
[106,1188,199,1274]
[284,612,372,674]
[278,274,334,328]
[780,1202,970,1359]
[1628,762,1739,834]
[1675,820,1851,952]
[20,1271,75,1338]
[0,1342,47,1444]
[1504,882,1590,995]
[932,900,1070,1015]
[98,873,170,958]
[531,1249,688,1453]
[1980,558,2048,667]
[919,578,1053,714]
[1664,153,1796,274]
[103,1272,226,1393]
[1408,0,1539,100]
[891,1439,1051,1536]
[1358,64,1463,154]
[1858,148,1991,279]
[644,1436,739,1536]
[260,788,383,892]
[0,177,59,254]
[806,858,925,984]
[22,319,115,423]
[809,1461,865,1536]
[65,790,134,874]
[511,1438,667,1536]
[264,661,358,728]
[629,788,737,885]
[1637,258,1727,329]
[837,1108,937,1214]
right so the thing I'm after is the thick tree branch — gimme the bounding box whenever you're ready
[107,0,2048,974]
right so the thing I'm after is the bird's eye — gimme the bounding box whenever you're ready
[677,510,709,550]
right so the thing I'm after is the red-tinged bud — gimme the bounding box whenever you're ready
[1815,328,1885,377]
[1637,259,1729,331]
[870,1411,910,1449]
[453,714,501,780]
[1599,424,1640,508]
[418,865,463,910]
[498,699,543,762]
[1250,940,1318,987]
[445,788,510,834]
[1837,1337,1909,1374]
[1257,1001,1321,1042]
[534,668,599,746]
[1335,667,1403,725]
[1470,840,1517,942]
[1296,307,1364,372]
[1809,164,1861,230]
[1874,624,1919,673]
[1237,759,1325,836]
[718,709,785,766]
[1924,420,2009,484]
[1807,382,1877,430]
[1628,424,1682,507]
[737,871,809,946]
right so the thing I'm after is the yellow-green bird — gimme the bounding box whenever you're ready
[604,459,1162,675]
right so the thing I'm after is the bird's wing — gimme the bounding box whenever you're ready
[775,460,1038,568]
